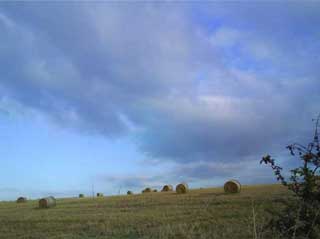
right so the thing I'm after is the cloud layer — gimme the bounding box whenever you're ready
[0,3,319,185]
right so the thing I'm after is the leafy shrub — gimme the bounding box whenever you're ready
[261,114,320,238]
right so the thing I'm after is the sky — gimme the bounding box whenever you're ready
[0,2,319,200]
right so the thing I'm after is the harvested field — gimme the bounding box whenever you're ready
[0,184,290,239]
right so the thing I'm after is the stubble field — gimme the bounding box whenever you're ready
[0,184,289,239]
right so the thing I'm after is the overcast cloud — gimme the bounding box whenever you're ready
[0,2,319,192]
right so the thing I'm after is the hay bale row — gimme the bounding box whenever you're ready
[140,183,188,195]
[224,180,241,193]
[18,179,242,207]
[137,180,241,196]
[39,196,56,209]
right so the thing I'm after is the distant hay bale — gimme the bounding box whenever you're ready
[176,183,189,194]
[161,185,173,192]
[127,191,133,195]
[79,194,84,198]
[16,197,27,203]
[39,196,56,209]
[96,193,104,197]
[224,180,241,193]
[153,189,158,192]
[142,188,152,193]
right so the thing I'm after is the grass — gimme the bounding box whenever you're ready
[0,184,290,239]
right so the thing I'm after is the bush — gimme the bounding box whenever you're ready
[261,114,320,238]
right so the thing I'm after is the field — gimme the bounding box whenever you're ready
[0,184,290,239]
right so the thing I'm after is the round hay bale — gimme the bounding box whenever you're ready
[96,193,104,197]
[153,189,158,192]
[39,196,56,208]
[142,187,152,193]
[224,180,241,193]
[127,190,133,195]
[79,194,84,198]
[176,183,189,194]
[16,197,27,203]
[161,185,173,192]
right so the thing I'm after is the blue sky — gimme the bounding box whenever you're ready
[0,2,319,200]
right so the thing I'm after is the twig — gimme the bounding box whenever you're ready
[292,203,302,239]
[306,206,320,238]
[252,199,258,239]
